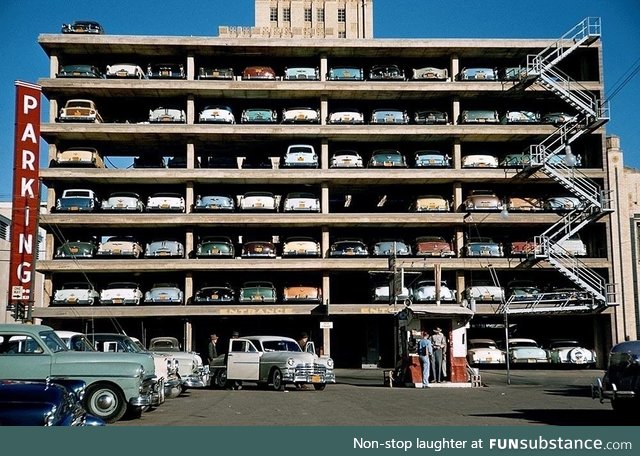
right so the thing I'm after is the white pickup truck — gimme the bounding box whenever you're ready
[209,335,335,391]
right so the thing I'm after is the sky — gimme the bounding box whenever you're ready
[0,0,639,201]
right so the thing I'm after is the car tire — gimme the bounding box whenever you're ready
[85,382,127,423]
[271,368,285,391]
[313,383,326,391]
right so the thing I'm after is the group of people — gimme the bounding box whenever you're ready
[418,327,447,387]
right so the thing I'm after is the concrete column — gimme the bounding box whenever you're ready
[450,54,459,82]
[321,183,329,214]
[321,139,329,170]
[320,96,328,126]
[320,54,327,81]
[184,319,193,351]
[50,55,59,78]
[186,143,195,169]
[453,140,461,170]
[185,181,194,215]
[322,226,330,258]
[187,95,195,125]
[186,54,195,81]
[452,97,460,125]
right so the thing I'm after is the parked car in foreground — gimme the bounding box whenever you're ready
[368,149,408,167]
[411,195,450,212]
[54,240,96,259]
[465,237,504,257]
[144,283,183,304]
[52,282,99,306]
[330,150,364,168]
[414,110,448,124]
[57,64,102,78]
[55,189,100,212]
[193,285,235,304]
[461,154,499,168]
[58,99,103,123]
[592,340,640,414]
[412,280,456,302]
[283,192,320,212]
[239,191,278,211]
[199,67,234,80]
[55,147,104,168]
[467,339,506,365]
[147,337,209,389]
[282,286,322,304]
[105,63,145,79]
[414,150,450,167]
[327,67,364,81]
[239,281,277,303]
[369,64,405,80]
[327,109,365,124]
[144,239,184,258]
[547,340,596,367]
[199,105,235,124]
[370,108,409,125]
[61,20,103,34]
[505,338,549,364]
[101,192,144,212]
[458,67,497,81]
[463,190,504,211]
[149,107,186,123]
[241,108,278,123]
[195,236,235,258]
[412,66,448,80]
[284,67,319,80]
[281,237,321,257]
[329,240,369,257]
[147,63,185,79]
[193,195,236,212]
[242,66,276,80]
[99,282,143,305]
[281,144,318,168]
[146,192,185,212]
[460,110,499,124]
[96,236,143,258]
[414,236,455,257]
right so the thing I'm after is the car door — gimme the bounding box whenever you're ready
[226,339,260,381]
[0,333,53,379]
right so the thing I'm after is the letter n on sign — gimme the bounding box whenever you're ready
[8,81,41,308]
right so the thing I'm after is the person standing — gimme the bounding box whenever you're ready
[418,330,433,387]
[207,334,218,365]
[430,327,447,383]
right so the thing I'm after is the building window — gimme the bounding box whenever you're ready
[338,30,346,38]
[270,7,278,22]
[304,8,312,22]
[338,8,346,23]
[317,8,325,22]
[283,8,291,22]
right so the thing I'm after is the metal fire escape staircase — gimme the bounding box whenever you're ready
[499,17,616,315]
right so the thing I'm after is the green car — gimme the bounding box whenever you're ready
[0,324,159,423]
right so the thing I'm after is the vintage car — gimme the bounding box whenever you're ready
[327,66,364,81]
[61,20,104,34]
[105,63,145,79]
[239,191,279,211]
[101,192,144,212]
[507,196,542,212]
[459,110,500,124]
[282,285,322,303]
[464,283,505,302]
[592,340,640,414]
[54,240,96,259]
[0,380,104,426]
[546,340,596,366]
[330,150,364,168]
[147,63,185,79]
[0,324,157,423]
[100,282,143,305]
[144,239,185,258]
[284,67,319,80]
[57,64,102,78]
[412,280,456,302]
[327,109,365,124]
[461,154,499,168]
[505,338,550,364]
[507,280,541,300]
[281,144,318,168]
[282,107,320,124]
[149,106,186,123]
[370,108,409,125]
[195,236,235,258]
[414,150,450,167]
[52,282,100,306]
[55,147,104,168]
[281,237,321,257]
[198,67,234,80]
[465,237,504,257]
[467,339,506,365]
[458,67,498,81]
[241,240,277,258]
[146,192,185,212]
[209,335,335,391]
[193,194,236,212]
[283,192,320,212]
[96,236,143,258]
[411,66,448,81]
[544,196,586,212]
[542,112,577,125]
[368,150,408,168]
[329,240,369,257]
[55,189,100,212]
[133,154,165,168]
[501,153,532,168]
[147,337,209,389]
[372,240,412,257]
[414,110,449,124]
[463,190,504,211]
[242,153,273,169]
[509,239,536,257]
[550,235,587,257]
[199,105,236,124]
[411,195,450,212]
[239,281,277,303]
[414,236,455,257]
[144,283,183,304]
[501,110,540,124]
[369,64,405,80]
[241,108,278,123]
[58,99,103,123]
[371,284,411,303]
[242,66,276,80]
[193,285,235,304]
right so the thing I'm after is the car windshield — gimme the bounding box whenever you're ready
[259,339,302,352]
[40,331,68,353]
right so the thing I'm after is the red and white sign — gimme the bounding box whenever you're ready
[8,81,41,306]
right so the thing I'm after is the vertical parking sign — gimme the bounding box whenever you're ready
[8,81,41,311]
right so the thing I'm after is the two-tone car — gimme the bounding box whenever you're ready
[96,236,143,258]
[195,236,235,258]
[370,108,409,125]
[283,67,319,80]
[283,192,320,212]
[411,195,450,212]
[414,150,450,167]
[144,239,184,258]
[144,283,184,304]
[368,150,407,168]
[105,63,145,79]
[54,240,97,259]
[281,237,321,257]
[465,237,504,257]
[193,194,236,212]
[146,192,185,212]
[101,192,144,212]
[241,240,277,258]
[239,191,279,211]
[330,150,363,168]
[414,236,455,257]
[327,109,365,124]
[282,107,320,124]
[55,189,100,212]
[193,285,235,304]
[199,105,235,124]
[57,64,102,78]
[51,282,99,306]
[281,144,318,168]
[239,281,277,303]
[411,67,448,81]
[55,147,104,168]
[467,339,506,365]
[412,280,456,302]
[282,286,322,304]
[58,99,103,123]
[241,108,278,123]
[100,282,143,305]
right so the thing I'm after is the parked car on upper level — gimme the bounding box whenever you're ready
[368,149,408,168]
[505,338,549,364]
[462,154,499,168]
[195,236,235,258]
[144,239,185,258]
[58,99,103,123]
[281,237,321,258]
[542,112,577,125]
[239,282,277,303]
[55,147,104,168]
[239,191,278,211]
[414,236,455,257]
[329,240,369,257]
[327,66,364,81]
[372,240,412,257]
[193,194,236,212]
[144,283,183,304]
[149,106,186,123]
[61,20,104,34]
[241,108,278,123]
[592,340,640,414]
[501,153,531,168]
[57,64,102,78]
[281,144,318,168]
[52,282,99,306]
[412,280,456,302]
[370,108,409,125]
[282,107,320,124]
[463,190,504,211]
[330,150,364,168]
[507,196,543,212]
[544,196,586,212]
[282,285,322,304]
[133,154,165,168]
[100,282,143,305]
[242,66,276,80]
[198,67,234,80]
[459,110,499,124]
[369,64,405,81]
[464,283,505,302]
[147,337,209,389]
[327,109,365,124]
[146,192,185,212]
[96,236,143,258]
[414,150,450,167]
[283,192,320,212]
[55,189,100,212]
[55,240,97,259]
[501,110,540,124]
[467,339,506,365]
[507,280,541,300]
[465,237,504,257]
[147,63,185,79]
[199,105,235,124]
[105,63,145,79]
[546,340,596,366]
[101,192,144,212]
[241,240,277,258]
[411,66,448,81]
[414,110,448,124]
[284,67,319,80]
[410,195,450,212]
[193,285,235,304]
[458,67,498,81]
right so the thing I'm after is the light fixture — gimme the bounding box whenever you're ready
[563,144,578,167]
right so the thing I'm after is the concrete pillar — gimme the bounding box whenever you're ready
[186,54,195,81]
[187,95,195,125]
[321,184,329,214]
[321,139,329,170]
[453,140,461,170]
[452,97,460,125]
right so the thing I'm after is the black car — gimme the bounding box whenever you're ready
[593,340,640,415]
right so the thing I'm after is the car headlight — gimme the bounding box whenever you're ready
[286,357,295,367]
[326,358,334,368]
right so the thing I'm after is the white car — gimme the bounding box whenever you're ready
[464,284,505,302]
[148,337,210,389]
[146,192,185,212]
[330,150,364,168]
[101,192,144,212]
[461,154,499,168]
[282,107,320,123]
[96,236,143,258]
[412,280,456,302]
[281,144,318,168]
[58,99,103,123]
[546,340,596,366]
[467,339,506,365]
[52,282,99,306]
[199,105,235,124]
[100,282,144,305]
[506,338,550,364]
[149,107,186,123]
[283,192,320,212]
[239,191,279,211]
[105,63,146,79]
[55,147,104,168]
[327,109,365,124]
